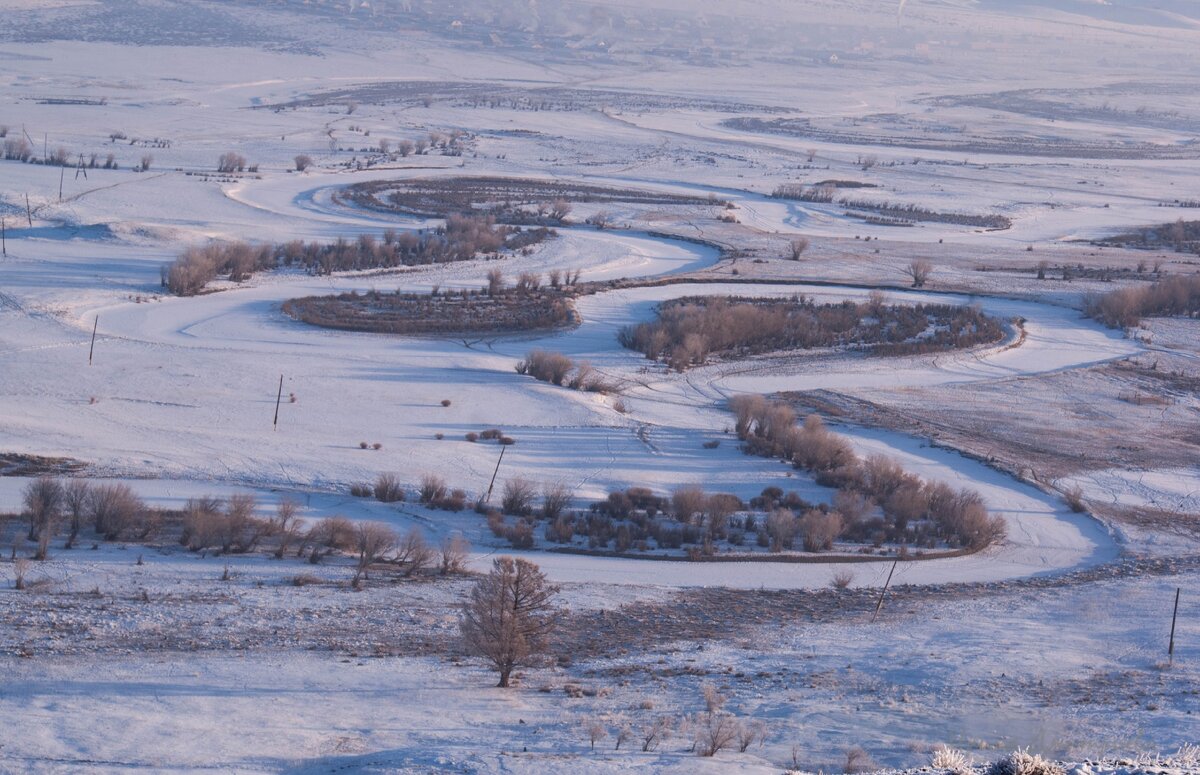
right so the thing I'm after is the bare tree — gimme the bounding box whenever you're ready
[395,527,434,577]
[540,484,571,521]
[905,258,933,288]
[439,534,470,575]
[398,139,414,157]
[23,477,63,560]
[485,268,504,296]
[271,498,301,559]
[695,713,739,757]
[352,521,398,587]
[585,719,608,751]
[789,237,810,260]
[294,154,313,172]
[373,473,405,503]
[217,151,247,173]
[501,477,537,517]
[12,558,29,590]
[459,557,559,687]
[139,154,153,172]
[641,715,674,752]
[736,719,766,752]
[62,479,90,549]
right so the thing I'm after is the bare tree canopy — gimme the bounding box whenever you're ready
[906,258,933,288]
[459,556,559,687]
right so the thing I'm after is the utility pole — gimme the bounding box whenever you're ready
[1169,587,1181,665]
[273,374,284,429]
[88,317,98,365]
[871,559,899,623]
[484,444,507,504]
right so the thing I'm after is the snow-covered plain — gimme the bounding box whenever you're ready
[0,0,1198,771]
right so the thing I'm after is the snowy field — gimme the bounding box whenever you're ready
[0,0,1198,771]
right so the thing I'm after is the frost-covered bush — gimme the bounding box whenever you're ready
[986,749,1065,775]
[931,745,971,773]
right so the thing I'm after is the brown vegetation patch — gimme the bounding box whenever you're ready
[340,176,717,221]
[165,217,553,296]
[284,287,577,336]
[619,294,1005,370]
[1083,274,1200,328]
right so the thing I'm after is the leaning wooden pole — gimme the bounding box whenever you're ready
[25,193,33,226]
[272,374,284,430]
[88,316,98,365]
[1,217,6,257]
[1169,587,1181,665]
[872,559,899,623]
[484,444,507,504]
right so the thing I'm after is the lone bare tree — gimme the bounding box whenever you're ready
[905,258,933,288]
[23,477,63,561]
[789,237,810,260]
[352,521,398,587]
[459,557,559,687]
[294,154,313,172]
[62,479,91,549]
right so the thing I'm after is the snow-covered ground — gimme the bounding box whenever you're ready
[1,0,1198,771]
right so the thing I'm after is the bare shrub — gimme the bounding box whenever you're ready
[986,749,1064,775]
[517,350,574,386]
[62,479,91,549]
[88,483,145,540]
[932,745,971,773]
[906,258,934,288]
[419,474,447,505]
[695,713,739,757]
[395,528,434,576]
[701,683,726,713]
[1064,485,1085,513]
[789,237,810,260]
[641,716,674,752]
[217,151,246,173]
[830,568,854,589]
[765,508,798,551]
[350,483,373,497]
[845,746,879,773]
[374,473,406,503]
[271,499,301,559]
[12,558,29,590]
[459,557,559,687]
[23,477,62,561]
[486,268,505,296]
[1083,275,1200,328]
[294,154,313,171]
[585,719,608,751]
[439,535,470,574]
[182,496,224,551]
[352,521,398,587]
[800,510,844,552]
[501,477,537,517]
[672,485,707,523]
[736,719,766,752]
[306,515,356,561]
[218,494,267,553]
[541,484,571,521]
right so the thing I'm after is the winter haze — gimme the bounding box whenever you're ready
[0,1,1197,773]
